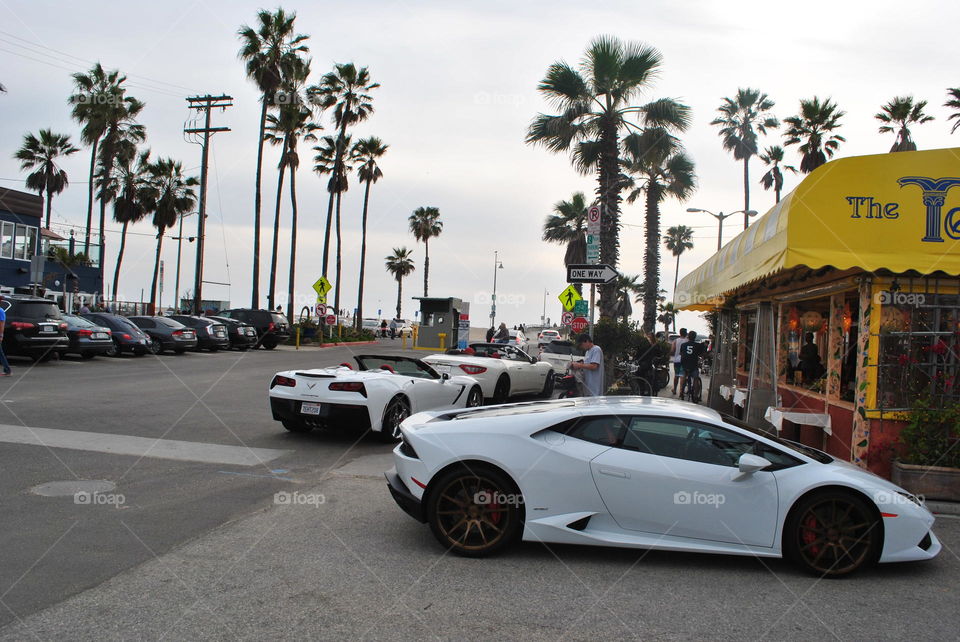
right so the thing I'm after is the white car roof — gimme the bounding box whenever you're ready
[436,396,721,424]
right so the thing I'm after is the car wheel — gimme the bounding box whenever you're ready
[784,491,882,577]
[282,419,313,433]
[426,465,523,557]
[539,371,555,398]
[379,396,410,442]
[466,386,484,407]
[149,337,162,355]
[209,345,219,352]
[80,351,95,360]
[493,375,510,404]
[262,339,277,350]
[105,342,119,358]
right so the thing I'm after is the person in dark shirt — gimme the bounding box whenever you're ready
[799,332,825,382]
[679,330,706,379]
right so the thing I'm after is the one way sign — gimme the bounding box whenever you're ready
[567,263,620,284]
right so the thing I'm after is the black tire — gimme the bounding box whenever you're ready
[282,419,313,433]
[209,345,219,352]
[379,396,411,442]
[262,339,277,350]
[466,386,484,408]
[80,352,95,360]
[493,375,510,404]
[426,465,523,557]
[539,370,555,398]
[784,491,882,577]
[106,342,119,358]
[149,337,162,355]
[691,377,703,403]
[631,377,654,396]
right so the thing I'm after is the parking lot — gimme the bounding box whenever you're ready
[0,343,958,640]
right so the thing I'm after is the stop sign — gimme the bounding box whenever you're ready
[571,316,589,333]
[325,314,337,325]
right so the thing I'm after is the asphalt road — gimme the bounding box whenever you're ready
[0,341,958,640]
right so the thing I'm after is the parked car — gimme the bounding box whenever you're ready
[128,316,198,354]
[387,397,941,576]
[537,329,561,346]
[218,308,290,349]
[169,315,230,351]
[538,339,584,371]
[423,343,554,402]
[507,330,529,350]
[207,315,258,350]
[0,295,68,361]
[80,312,151,356]
[60,313,113,359]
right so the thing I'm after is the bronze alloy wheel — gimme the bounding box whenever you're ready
[427,467,522,556]
[788,493,881,577]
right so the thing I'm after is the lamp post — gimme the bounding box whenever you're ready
[490,251,504,327]
[686,208,758,251]
[541,288,548,326]
[171,211,196,313]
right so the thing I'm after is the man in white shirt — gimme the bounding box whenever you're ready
[571,333,604,396]
[671,328,688,395]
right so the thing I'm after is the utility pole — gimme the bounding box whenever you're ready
[184,94,232,315]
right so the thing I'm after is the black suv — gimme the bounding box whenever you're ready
[218,309,290,349]
[1,295,69,361]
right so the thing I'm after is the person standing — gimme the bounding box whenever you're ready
[493,322,509,343]
[389,318,398,339]
[0,297,11,376]
[571,333,604,396]
[671,328,688,395]
[486,326,495,342]
[678,331,706,400]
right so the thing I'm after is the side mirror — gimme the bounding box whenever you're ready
[738,453,772,474]
[441,372,450,382]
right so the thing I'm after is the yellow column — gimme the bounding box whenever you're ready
[851,280,873,467]
[438,333,446,351]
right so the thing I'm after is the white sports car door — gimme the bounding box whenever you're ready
[406,376,464,412]
[589,417,779,547]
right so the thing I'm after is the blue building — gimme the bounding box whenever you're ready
[0,187,103,302]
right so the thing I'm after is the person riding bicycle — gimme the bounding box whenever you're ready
[678,330,706,400]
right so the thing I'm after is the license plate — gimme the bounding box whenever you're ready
[183,332,194,339]
[93,332,108,339]
[301,402,323,415]
[246,330,256,336]
[40,326,55,334]
[216,330,225,337]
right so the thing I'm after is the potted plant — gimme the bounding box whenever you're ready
[891,397,960,501]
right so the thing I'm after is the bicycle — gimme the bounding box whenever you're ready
[679,360,703,403]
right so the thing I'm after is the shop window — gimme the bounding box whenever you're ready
[14,224,28,260]
[781,300,829,391]
[839,296,859,403]
[876,288,960,410]
[0,222,13,259]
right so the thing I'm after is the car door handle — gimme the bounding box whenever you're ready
[598,467,630,479]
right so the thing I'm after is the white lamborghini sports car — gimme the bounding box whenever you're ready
[386,397,941,576]
[422,343,555,402]
[269,355,483,440]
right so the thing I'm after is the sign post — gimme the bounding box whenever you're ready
[586,205,601,336]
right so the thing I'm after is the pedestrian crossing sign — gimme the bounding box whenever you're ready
[558,284,582,312]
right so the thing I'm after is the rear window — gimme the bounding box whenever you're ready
[8,301,62,321]
[270,313,288,326]
[542,341,583,357]
[63,314,96,328]
[155,317,184,328]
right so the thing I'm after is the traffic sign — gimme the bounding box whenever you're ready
[558,284,583,311]
[315,303,327,317]
[573,300,588,316]
[571,316,589,333]
[325,314,337,325]
[561,311,574,326]
[312,276,332,298]
[566,263,620,284]
[586,206,601,264]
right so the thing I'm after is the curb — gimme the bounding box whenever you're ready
[927,500,960,517]
[289,341,381,349]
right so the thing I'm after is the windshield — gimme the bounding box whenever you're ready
[721,414,833,463]
[355,356,438,379]
[542,341,584,357]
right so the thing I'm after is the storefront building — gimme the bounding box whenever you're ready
[676,148,960,477]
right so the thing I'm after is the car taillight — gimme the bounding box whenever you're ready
[329,382,367,397]
[10,322,34,330]
[459,364,487,375]
[270,375,296,388]
[172,329,183,336]
[77,329,93,337]
[59,323,68,330]
[122,334,132,340]
[268,322,275,331]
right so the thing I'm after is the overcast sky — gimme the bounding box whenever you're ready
[2,0,959,333]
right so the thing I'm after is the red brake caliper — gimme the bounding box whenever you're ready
[802,515,820,554]
[488,488,501,525]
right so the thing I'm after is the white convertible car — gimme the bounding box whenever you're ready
[269,354,483,440]
[386,397,940,577]
[422,343,555,402]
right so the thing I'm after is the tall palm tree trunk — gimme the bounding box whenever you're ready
[44,187,53,229]
[673,253,681,298]
[267,162,287,310]
[642,185,663,333]
[321,191,335,277]
[286,166,299,325]
[83,138,99,255]
[322,121,349,279]
[775,169,782,204]
[597,119,621,320]
[251,99,268,308]
[112,221,129,303]
[150,232,164,308]
[355,178,371,329]
[743,158,750,229]
[98,197,107,295]
[395,276,403,319]
[334,191,343,317]
[423,239,429,297]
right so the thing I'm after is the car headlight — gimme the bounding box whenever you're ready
[896,490,924,506]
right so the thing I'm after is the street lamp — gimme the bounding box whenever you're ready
[172,211,197,313]
[541,288,548,327]
[490,251,504,327]
[686,207,758,251]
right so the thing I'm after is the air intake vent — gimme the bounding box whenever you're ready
[567,515,591,531]
[919,532,932,550]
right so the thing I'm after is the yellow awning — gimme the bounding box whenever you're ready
[675,147,960,310]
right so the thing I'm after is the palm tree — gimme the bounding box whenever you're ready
[309,63,378,282]
[945,88,960,134]
[875,96,934,152]
[623,129,697,333]
[758,145,796,204]
[146,158,198,309]
[408,207,443,297]
[14,129,79,228]
[710,88,779,229]
[657,300,677,334]
[110,148,152,302]
[663,225,694,300]
[526,36,688,319]
[543,192,588,292]
[783,97,846,173]
[312,134,353,314]
[350,136,388,328]
[613,274,642,323]
[263,72,320,313]
[385,247,415,319]
[238,8,309,308]
[69,63,136,256]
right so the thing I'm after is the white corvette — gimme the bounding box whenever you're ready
[269,355,483,440]
[386,397,940,576]
[422,343,555,402]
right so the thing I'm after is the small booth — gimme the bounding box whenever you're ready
[413,297,464,350]
[676,148,960,477]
